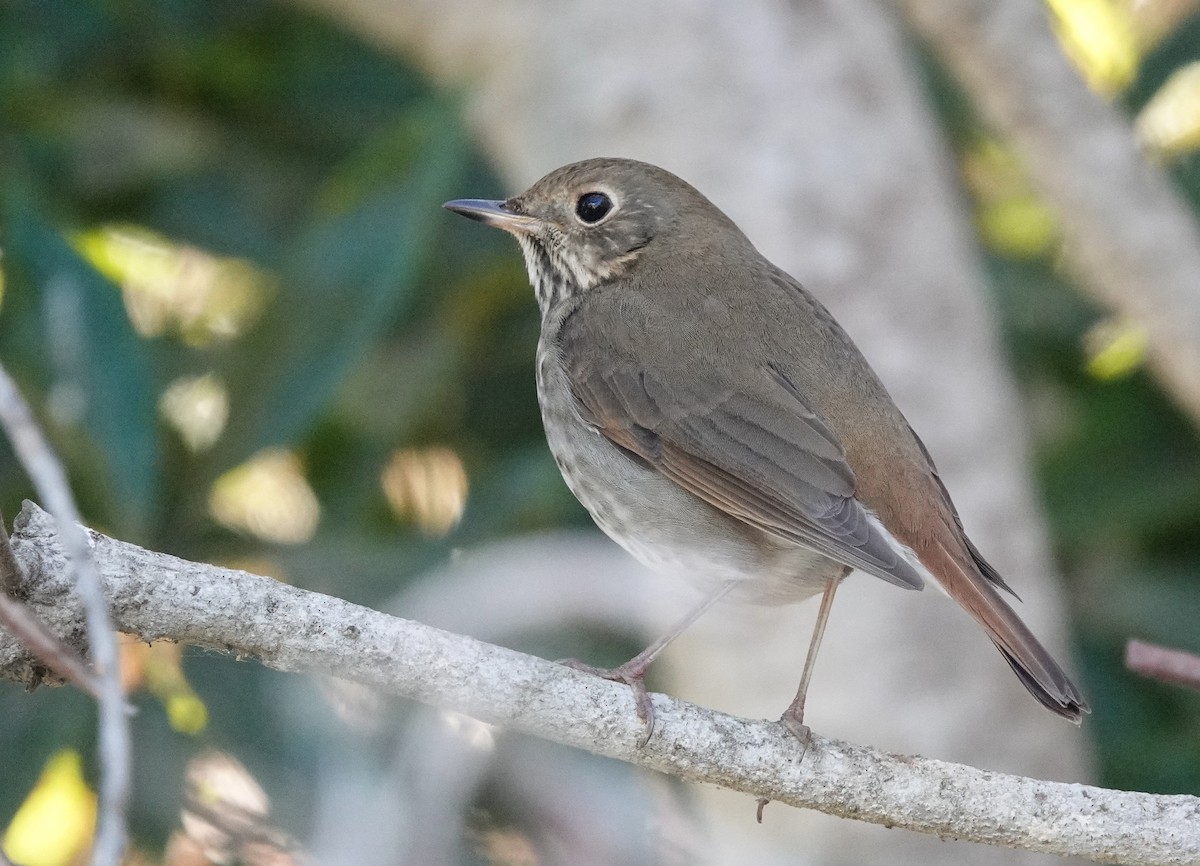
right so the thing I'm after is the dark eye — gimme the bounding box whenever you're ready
[575,191,613,224]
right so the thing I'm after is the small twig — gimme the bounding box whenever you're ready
[0,594,101,697]
[1126,640,1200,693]
[0,365,130,866]
[0,517,101,696]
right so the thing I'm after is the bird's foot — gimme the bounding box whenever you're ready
[559,657,656,746]
[751,708,812,821]
[778,705,813,762]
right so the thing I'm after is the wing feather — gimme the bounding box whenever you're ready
[566,348,924,590]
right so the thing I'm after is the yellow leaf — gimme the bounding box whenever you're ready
[977,196,1060,258]
[3,751,96,866]
[209,448,320,544]
[381,446,470,536]
[167,694,210,735]
[1138,61,1200,156]
[1046,0,1140,95]
[1085,318,1148,380]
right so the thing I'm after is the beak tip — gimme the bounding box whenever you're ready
[443,198,501,219]
[444,198,531,231]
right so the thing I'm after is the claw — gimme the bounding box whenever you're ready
[560,657,656,745]
[779,708,813,762]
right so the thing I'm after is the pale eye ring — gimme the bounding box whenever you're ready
[575,191,613,224]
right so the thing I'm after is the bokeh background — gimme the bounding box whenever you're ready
[1,0,1199,864]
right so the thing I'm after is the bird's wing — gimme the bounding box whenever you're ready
[560,321,925,590]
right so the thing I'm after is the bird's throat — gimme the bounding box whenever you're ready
[518,236,573,316]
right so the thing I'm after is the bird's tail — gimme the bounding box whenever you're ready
[921,538,1089,723]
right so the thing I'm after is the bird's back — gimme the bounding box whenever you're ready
[605,239,950,546]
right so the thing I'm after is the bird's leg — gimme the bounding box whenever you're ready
[561,579,740,746]
[779,576,840,745]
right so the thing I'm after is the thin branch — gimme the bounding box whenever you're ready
[4,502,1198,866]
[0,593,101,697]
[0,367,130,866]
[896,0,1200,427]
[1126,639,1200,692]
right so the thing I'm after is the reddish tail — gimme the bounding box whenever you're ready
[922,539,1088,722]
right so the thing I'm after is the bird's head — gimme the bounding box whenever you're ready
[446,157,744,313]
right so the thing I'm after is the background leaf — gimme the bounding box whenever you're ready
[217,102,471,462]
[0,179,160,535]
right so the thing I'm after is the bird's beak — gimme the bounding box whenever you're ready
[443,199,539,234]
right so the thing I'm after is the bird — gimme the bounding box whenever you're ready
[445,157,1088,744]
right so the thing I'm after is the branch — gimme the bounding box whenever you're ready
[3,502,1198,865]
[0,366,130,866]
[0,590,100,698]
[896,0,1200,426]
[1127,639,1200,692]
[0,517,101,697]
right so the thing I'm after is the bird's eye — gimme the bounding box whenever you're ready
[575,191,613,224]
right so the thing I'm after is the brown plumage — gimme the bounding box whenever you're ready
[446,157,1087,736]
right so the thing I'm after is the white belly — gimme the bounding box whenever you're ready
[535,347,848,605]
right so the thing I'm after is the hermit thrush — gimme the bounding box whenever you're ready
[446,157,1087,742]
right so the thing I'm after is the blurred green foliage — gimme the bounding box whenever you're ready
[918,19,1200,794]
[0,0,585,854]
[1,0,1199,858]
